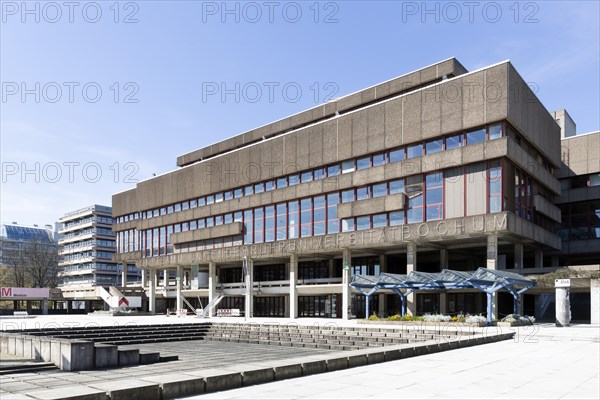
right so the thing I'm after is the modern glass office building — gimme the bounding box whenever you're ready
[112,58,599,319]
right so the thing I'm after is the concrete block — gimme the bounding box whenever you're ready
[50,340,62,368]
[347,354,368,368]
[118,348,140,367]
[426,343,441,354]
[384,349,402,361]
[325,357,348,372]
[273,364,302,380]
[15,334,25,357]
[302,360,326,376]
[161,377,205,399]
[139,351,160,365]
[242,368,275,386]
[24,385,109,400]
[62,340,95,371]
[40,338,52,362]
[401,347,416,359]
[7,333,17,355]
[205,372,242,393]
[31,337,43,361]
[0,332,8,353]
[22,336,33,359]
[95,344,118,369]
[367,352,385,364]
[91,379,160,400]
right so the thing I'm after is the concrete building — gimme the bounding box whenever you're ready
[58,205,139,288]
[112,58,599,320]
[0,223,57,268]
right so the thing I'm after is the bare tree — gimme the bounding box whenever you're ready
[0,240,59,288]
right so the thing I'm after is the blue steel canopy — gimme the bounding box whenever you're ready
[350,267,536,325]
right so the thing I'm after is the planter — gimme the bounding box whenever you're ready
[358,319,487,327]
[497,321,534,327]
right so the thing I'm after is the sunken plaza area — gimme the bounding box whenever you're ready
[0,314,598,400]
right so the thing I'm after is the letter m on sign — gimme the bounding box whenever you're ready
[1,287,12,297]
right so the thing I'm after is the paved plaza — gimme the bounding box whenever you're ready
[187,323,600,400]
[1,316,598,399]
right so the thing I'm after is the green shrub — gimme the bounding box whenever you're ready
[368,314,380,321]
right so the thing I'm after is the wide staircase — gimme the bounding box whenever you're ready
[201,323,470,351]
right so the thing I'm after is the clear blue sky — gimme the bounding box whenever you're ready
[1,0,599,226]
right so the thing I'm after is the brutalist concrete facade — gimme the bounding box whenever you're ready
[111,58,598,321]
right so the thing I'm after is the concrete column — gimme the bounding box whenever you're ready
[439,292,447,314]
[163,269,169,286]
[406,243,417,315]
[121,262,127,287]
[486,234,499,320]
[342,249,351,320]
[535,249,543,269]
[514,242,524,269]
[141,268,147,288]
[487,234,498,270]
[148,269,156,314]
[440,248,448,269]
[176,265,183,313]
[191,264,199,290]
[555,287,571,327]
[591,280,600,325]
[289,254,298,319]
[208,262,217,317]
[378,255,386,317]
[245,258,254,318]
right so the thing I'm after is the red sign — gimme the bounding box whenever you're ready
[118,297,129,306]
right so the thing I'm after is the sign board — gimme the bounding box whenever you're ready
[108,296,142,308]
[0,287,50,299]
[555,279,571,288]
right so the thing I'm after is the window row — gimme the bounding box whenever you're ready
[122,161,508,256]
[116,122,507,224]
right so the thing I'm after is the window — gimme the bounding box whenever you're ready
[254,183,264,194]
[215,215,223,225]
[489,123,502,140]
[265,206,275,242]
[198,197,206,206]
[206,195,215,205]
[214,193,222,203]
[224,191,232,201]
[373,213,387,228]
[342,218,355,232]
[198,219,206,229]
[407,144,423,159]
[190,220,197,230]
[390,211,404,226]
[276,203,287,241]
[224,214,233,224]
[390,148,405,163]
[300,198,312,237]
[314,168,325,180]
[234,212,243,222]
[356,216,370,230]
[426,139,443,154]
[234,188,243,198]
[466,128,486,144]
[356,186,370,201]
[488,162,502,212]
[265,181,275,191]
[190,199,197,208]
[244,185,253,196]
[342,190,355,203]
[313,196,326,236]
[425,172,443,220]
[389,179,405,195]
[327,193,339,234]
[373,183,387,198]
[301,171,313,183]
[288,201,299,239]
[373,153,387,167]
[357,156,371,170]
[206,218,214,228]
[342,160,355,174]
[407,175,424,223]
[243,210,253,244]
[327,164,340,177]
[254,207,264,243]
[167,205,174,214]
[160,207,166,216]
[591,174,600,187]
[277,177,287,188]
[289,174,299,186]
